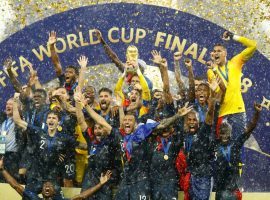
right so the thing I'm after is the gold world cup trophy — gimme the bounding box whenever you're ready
[125,45,139,74]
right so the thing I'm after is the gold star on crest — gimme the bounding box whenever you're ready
[261,96,270,110]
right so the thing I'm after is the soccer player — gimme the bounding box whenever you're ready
[207,31,257,140]
[48,31,79,96]
[115,103,193,200]
[214,103,262,200]
[12,94,77,199]
[74,89,116,199]
[0,156,112,200]
[176,88,217,200]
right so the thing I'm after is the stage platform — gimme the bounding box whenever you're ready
[0,183,269,200]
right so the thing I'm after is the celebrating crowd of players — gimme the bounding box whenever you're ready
[0,30,261,200]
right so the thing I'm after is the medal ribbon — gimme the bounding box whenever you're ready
[220,145,231,165]
[161,138,171,156]
[2,118,13,135]
[185,135,193,153]
[218,62,229,82]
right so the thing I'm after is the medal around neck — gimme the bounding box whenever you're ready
[164,154,169,160]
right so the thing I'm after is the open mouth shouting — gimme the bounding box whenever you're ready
[189,124,196,133]
[100,100,108,109]
[124,124,132,133]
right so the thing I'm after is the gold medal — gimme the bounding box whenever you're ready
[2,131,7,136]
[164,155,169,160]
[57,126,62,132]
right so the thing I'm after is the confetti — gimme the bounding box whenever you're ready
[0,0,269,59]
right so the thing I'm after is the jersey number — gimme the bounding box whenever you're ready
[65,164,75,174]
[40,140,46,149]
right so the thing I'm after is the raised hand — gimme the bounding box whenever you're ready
[125,60,138,73]
[3,57,14,71]
[77,56,88,69]
[151,50,163,65]
[159,58,168,69]
[208,77,221,92]
[178,102,193,116]
[254,102,262,112]
[94,29,103,41]
[74,86,87,106]
[184,58,192,69]
[13,93,20,102]
[222,31,233,41]
[174,52,182,61]
[48,31,57,45]
[100,170,112,185]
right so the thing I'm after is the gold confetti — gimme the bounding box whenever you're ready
[0,0,269,60]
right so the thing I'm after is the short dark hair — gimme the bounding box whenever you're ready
[84,85,96,93]
[66,65,79,75]
[47,110,61,121]
[213,43,227,51]
[98,87,112,95]
[197,82,210,90]
[34,89,47,98]
[220,120,232,132]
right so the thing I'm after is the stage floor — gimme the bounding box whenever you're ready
[0,183,269,200]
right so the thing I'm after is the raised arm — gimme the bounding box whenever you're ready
[205,89,217,125]
[85,104,112,135]
[222,31,257,62]
[75,85,112,135]
[4,58,23,93]
[244,103,262,136]
[74,88,88,132]
[0,157,24,196]
[13,94,28,131]
[151,50,172,104]
[71,171,112,200]
[155,102,193,130]
[173,52,186,98]
[114,69,126,103]
[95,30,125,72]
[185,58,196,102]
[48,31,63,77]
[28,63,42,90]
[77,55,88,89]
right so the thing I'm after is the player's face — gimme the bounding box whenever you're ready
[123,115,136,134]
[99,91,112,111]
[5,99,13,117]
[220,126,232,144]
[65,67,77,84]
[129,90,140,103]
[33,92,46,109]
[46,113,59,131]
[131,76,140,87]
[84,86,96,104]
[42,181,55,198]
[213,46,227,66]
[196,85,210,105]
[94,124,105,141]
[186,112,199,134]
